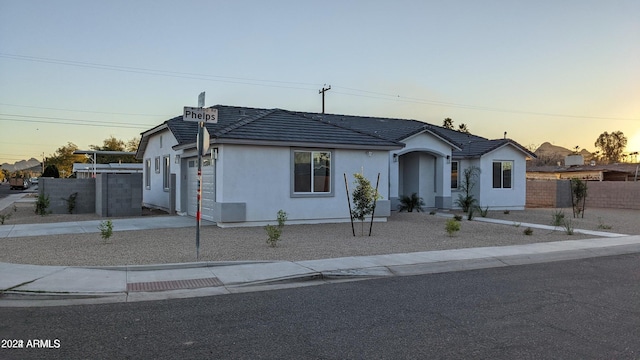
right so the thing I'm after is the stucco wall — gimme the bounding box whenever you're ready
[477,145,527,210]
[216,144,390,224]
[141,128,178,211]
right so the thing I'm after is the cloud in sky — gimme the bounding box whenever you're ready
[0,0,638,163]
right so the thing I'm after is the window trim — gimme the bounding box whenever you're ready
[492,160,513,189]
[450,161,459,190]
[145,158,151,189]
[290,149,334,198]
[162,155,170,191]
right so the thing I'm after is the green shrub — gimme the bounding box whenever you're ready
[551,209,565,226]
[266,210,287,247]
[445,218,461,236]
[453,214,463,221]
[63,192,78,214]
[0,212,12,225]
[98,220,113,243]
[35,194,50,216]
[523,227,533,235]
[563,219,574,235]
[397,193,425,212]
[478,206,489,217]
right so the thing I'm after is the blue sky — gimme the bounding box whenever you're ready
[1,0,639,164]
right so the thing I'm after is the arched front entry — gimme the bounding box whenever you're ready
[393,150,452,210]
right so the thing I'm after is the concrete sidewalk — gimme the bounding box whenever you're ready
[2,234,640,307]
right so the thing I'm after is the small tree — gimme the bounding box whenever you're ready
[265,210,287,247]
[455,166,480,213]
[594,131,627,164]
[351,173,379,236]
[570,178,588,218]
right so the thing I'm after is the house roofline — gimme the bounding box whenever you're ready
[172,138,404,151]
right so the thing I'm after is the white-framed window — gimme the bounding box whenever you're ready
[292,149,332,196]
[492,161,513,189]
[145,158,151,189]
[155,156,160,174]
[451,161,459,189]
[163,155,170,191]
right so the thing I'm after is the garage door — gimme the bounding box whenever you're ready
[187,158,215,221]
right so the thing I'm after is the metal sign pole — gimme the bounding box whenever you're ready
[196,122,203,261]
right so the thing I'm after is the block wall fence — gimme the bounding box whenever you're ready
[526,179,640,210]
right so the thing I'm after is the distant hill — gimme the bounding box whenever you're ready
[1,158,41,172]
[535,142,592,158]
[531,142,592,167]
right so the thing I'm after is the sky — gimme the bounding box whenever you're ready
[1,0,639,165]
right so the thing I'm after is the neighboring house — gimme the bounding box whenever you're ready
[136,105,534,226]
[527,163,640,182]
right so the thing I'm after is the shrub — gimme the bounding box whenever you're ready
[551,209,565,226]
[266,210,287,247]
[0,212,11,225]
[523,227,533,235]
[597,218,612,230]
[478,206,489,217]
[445,218,461,236]
[98,220,113,243]
[563,219,574,235]
[455,166,480,212]
[503,210,510,215]
[467,207,475,220]
[351,173,380,235]
[63,192,78,214]
[397,193,425,212]
[453,214,463,221]
[35,194,50,216]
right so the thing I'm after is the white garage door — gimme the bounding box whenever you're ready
[187,158,215,221]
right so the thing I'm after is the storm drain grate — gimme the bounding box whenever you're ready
[127,277,223,292]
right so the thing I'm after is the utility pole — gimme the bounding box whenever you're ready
[319,85,331,114]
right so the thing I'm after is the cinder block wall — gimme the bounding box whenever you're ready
[526,180,558,208]
[527,179,640,210]
[39,178,96,214]
[96,173,143,217]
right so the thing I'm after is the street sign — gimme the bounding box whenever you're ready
[197,126,210,156]
[183,107,218,123]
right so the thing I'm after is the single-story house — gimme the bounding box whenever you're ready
[527,163,640,181]
[136,105,535,227]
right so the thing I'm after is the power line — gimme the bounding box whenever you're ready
[2,52,638,122]
[0,103,165,117]
[0,118,149,129]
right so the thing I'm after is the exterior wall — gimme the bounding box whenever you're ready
[141,129,179,212]
[39,178,96,214]
[215,144,390,225]
[527,180,640,210]
[390,131,453,209]
[95,173,143,217]
[451,159,480,209]
[477,146,528,210]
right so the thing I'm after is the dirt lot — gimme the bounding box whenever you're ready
[1,201,638,267]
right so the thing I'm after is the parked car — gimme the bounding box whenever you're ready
[30,177,39,185]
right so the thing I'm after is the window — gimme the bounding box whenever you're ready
[451,161,459,189]
[293,150,331,195]
[163,155,170,191]
[145,159,151,189]
[492,161,512,189]
[155,157,160,173]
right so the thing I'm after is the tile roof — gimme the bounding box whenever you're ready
[142,105,534,158]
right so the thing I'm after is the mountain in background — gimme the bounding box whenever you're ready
[535,142,592,158]
[1,158,41,172]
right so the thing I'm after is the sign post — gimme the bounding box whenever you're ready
[183,92,217,261]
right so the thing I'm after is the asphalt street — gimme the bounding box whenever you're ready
[2,253,639,359]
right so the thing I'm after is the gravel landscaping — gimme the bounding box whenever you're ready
[1,201,638,267]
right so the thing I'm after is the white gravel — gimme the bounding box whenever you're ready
[1,202,638,267]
